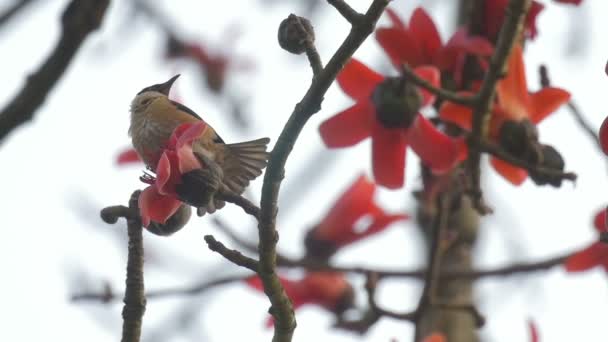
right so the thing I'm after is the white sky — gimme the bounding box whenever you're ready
[0,0,607,341]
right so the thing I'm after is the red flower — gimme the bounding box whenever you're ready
[138,122,207,227]
[422,333,446,342]
[376,7,493,84]
[564,208,608,272]
[440,45,570,185]
[554,0,582,4]
[246,272,353,325]
[166,34,253,93]
[529,320,539,342]
[599,116,608,156]
[319,58,465,189]
[482,0,545,41]
[116,148,141,165]
[305,175,407,258]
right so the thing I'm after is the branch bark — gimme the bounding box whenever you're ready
[0,0,110,144]
[257,1,390,341]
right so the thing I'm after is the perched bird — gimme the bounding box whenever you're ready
[129,74,270,213]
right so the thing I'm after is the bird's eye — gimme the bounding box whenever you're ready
[141,99,152,106]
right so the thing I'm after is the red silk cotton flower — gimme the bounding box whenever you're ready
[138,122,207,227]
[440,45,570,185]
[116,148,141,165]
[319,58,465,189]
[482,0,545,41]
[246,272,354,325]
[564,208,608,273]
[305,175,407,259]
[376,7,493,84]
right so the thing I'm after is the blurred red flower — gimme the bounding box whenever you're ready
[305,175,407,259]
[440,45,570,185]
[564,208,608,272]
[246,272,353,325]
[116,148,141,165]
[319,58,465,189]
[553,0,582,4]
[599,116,608,156]
[422,333,446,342]
[482,0,545,41]
[138,122,207,227]
[529,320,539,342]
[376,7,493,84]
[166,34,253,93]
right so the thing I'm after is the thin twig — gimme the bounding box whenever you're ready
[365,273,416,321]
[467,0,532,213]
[539,65,601,151]
[121,192,146,342]
[71,275,247,303]
[216,191,261,219]
[204,235,259,272]
[327,0,364,25]
[257,1,390,341]
[0,0,35,27]
[0,0,110,144]
[401,64,477,107]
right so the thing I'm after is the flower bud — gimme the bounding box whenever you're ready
[278,14,314,55]
[498,119,541,163]
[372,77,422,129]
[528,144,565,187]
[146,204,192,236]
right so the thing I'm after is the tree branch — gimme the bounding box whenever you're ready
[0,0,110,144]
[401,64,477,107]
[204,235,259,272]
[257,1,390,341]
[467,0,532,213]
[216,191,261,219]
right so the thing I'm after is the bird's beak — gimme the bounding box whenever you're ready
[157,74,180,95]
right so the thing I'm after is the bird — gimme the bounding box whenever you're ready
[129,74,270,213]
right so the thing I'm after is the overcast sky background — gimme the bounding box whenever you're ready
[0,0,606,341]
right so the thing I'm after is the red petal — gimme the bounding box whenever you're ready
[529,320,539,342]
[529,87,570,124]
[439,93,474,130]
[409,8,442,62]
[525,2,545,39]
[319,102,373,147]
[315,175,376,241]
[385,8,406,30]
[413,66,440,105]
[138,185,182,227]
[116,148,141,165]
[376,28,425,68]
[600,116,608,156]
[176,145,202,174]
[422,333,447,342]
[496,45,530,121]
[155,152,173,194]
[176,122,207,147]
[337,59,384,101]
[357,212,408,242]
[564,242,608,272]
[553,0,582,4]
[490,157,528,185]
[438,28,493,71]
[593,208,608,233]
[407,115,462,173]
[371,123,407,189]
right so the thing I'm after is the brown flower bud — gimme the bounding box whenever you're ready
[278,14,314,55]
[372,77,422,129]
[529,144,565,187]
[146,204,192,236]
[498,119,541,163]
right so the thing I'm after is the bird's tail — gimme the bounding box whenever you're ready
[221,137,271,194]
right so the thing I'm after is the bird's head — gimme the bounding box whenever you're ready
[131,74,180,112]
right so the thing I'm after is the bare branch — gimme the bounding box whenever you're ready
[0,0,110,144]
